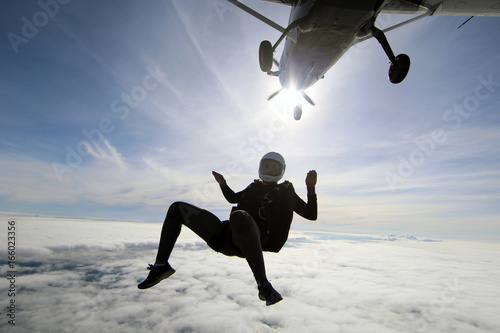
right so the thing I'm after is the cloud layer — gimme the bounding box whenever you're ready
[1,218,499,332]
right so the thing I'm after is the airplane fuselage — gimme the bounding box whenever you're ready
[279,0,383,91]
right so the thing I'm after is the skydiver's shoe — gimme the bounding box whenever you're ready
[137,263,175,289]
[258,280,283,306]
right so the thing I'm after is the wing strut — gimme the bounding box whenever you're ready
[355,3,443,44]
[382,3,442,34]
[226,0,286,33]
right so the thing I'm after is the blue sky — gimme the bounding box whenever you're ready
[1,0,500,241]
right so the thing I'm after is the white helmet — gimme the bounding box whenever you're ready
[259,152,286,183]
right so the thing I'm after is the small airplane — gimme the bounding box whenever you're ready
[226,0,500,120]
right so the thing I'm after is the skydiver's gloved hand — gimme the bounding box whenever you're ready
[212,171,227,187]
[305,170,317,195]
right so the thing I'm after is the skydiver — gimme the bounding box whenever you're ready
[137,152,318,306]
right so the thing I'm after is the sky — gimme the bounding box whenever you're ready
[1,0,500,241]
[0,218,499,332]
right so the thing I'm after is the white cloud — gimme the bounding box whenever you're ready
[86,138,127,171]
[1,218,499,332]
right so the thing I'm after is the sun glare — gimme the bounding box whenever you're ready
[269,88,309,120]
[270,88,302,111]
[280,88,302,104]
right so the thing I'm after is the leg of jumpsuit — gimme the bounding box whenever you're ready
[229,210,267,284]
[155,202,222,264]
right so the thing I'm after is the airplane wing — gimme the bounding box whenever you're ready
[382,0,500,16]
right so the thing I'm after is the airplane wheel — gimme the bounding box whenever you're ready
[259,40,273,72]
[294,104,302,120]
[388,54,410,84]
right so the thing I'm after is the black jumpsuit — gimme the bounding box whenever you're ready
[215,180,317,253]
[156,179,317,263]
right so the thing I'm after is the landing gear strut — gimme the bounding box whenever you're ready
[258,15,305,73]
[371,26,411,84]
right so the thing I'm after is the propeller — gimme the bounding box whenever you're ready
[267,88,283,101]
[301,92,315,106]
[268,88,315,106]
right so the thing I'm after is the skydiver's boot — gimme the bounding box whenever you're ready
[137,263,175,289]
[258,280,283,306]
